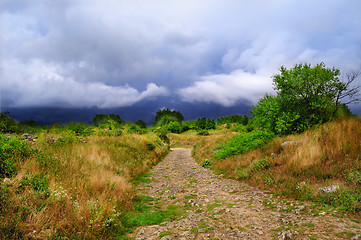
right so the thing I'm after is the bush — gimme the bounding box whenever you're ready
[201,159,211,168]
[195,118,216,130]
[214,131,275,159]
[0,135,32,178]
[0,112,18,133]
[197,130,210,136]
[250,158,270,172]
[167,121,183,134]
[66,122,93,136]
[19,173,49,192]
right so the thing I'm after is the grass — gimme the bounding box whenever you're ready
[0,132,169,239]
[191,117,361,215]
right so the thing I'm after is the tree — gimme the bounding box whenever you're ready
[153,108,184,126]
[92,114,124,126]
[0,111,18,133]
[252,63,360,135]
[195,118,216,130]
[134,120,147,129]
[217,115,249,125]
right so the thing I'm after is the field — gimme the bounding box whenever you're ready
[1,117,361,239]
[0,131,169,239]
[190,118,361,216]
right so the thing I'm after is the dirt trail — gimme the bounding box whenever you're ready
[132,148,361,240]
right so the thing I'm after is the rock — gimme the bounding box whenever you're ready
[278,230,296,240]
[22,133,31,139]
[318,185,339,193]
[281,141,300,147]
[3,178,11,183]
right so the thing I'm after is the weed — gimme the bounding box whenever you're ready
[197,130,210,136]
[19,173,49,192]
[159,231,173,238]
[0,135,32,178]
[236,168,250,180]
[317,187,361,213]
[250,158,270,172]
[201,159,211,168]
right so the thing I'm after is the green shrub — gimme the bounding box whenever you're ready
[0,135,32,178]
[167,121,183,134]
[146,142,156,151]
[19,173,49,192]
[250,158,270,172]
[214,130,275,159]
[317,187,361,213]
[201,159,211,168]
[237,168,250,180]
[197,130,210,136]
[0,112,19,133]
[66,122,93,136]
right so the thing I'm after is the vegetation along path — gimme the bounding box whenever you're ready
[131,148,361,240]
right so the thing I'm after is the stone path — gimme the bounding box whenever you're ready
[132,148,361,239]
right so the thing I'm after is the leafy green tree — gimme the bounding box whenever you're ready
[167,121,183,133]
[252,63,360,135]
[0,111,18,133]
[217,115,249,125]
[92,114,124,126]
[154,108,184,123]
[66,122,93,136]
[195,118,216,130]
[134,120,147,129]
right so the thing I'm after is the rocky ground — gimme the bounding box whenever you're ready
[131,148,361,240]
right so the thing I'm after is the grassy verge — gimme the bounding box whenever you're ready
[192,118,361,216]
[0,132,169,239]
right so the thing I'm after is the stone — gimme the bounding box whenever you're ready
[318,185,339,193]
[281,141,300,147]
[278,230,296,240]
[3,178,11,183]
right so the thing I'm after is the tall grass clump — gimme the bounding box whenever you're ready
[0,131,168,239]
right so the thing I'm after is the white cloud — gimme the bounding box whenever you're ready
[2,59,168,108]
[179,70,274,106]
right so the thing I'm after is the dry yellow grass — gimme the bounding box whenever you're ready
[1,132,168,239]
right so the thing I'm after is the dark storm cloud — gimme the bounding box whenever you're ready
[1,0,361,110]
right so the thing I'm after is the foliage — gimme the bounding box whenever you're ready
[0,135,32,178]
[214,131,275,159]
[19,173,49,192]
[217,114,249,126]
[135,120,147,129]
[197,130,210,136]
[92,114,124,126]
[66,122,93,136]
[167,121,183,134]
[0,112,18,133]
[194,117,216,130]
[252,63,358,135]
[154,108,184,125]
[317,188,361,213]
[122,122,146,134]
[201,159,211,168]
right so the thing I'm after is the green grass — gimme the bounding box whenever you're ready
[120,195,185,234]
[213,130,274,159]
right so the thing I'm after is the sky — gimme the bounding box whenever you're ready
[1,0,361,124]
